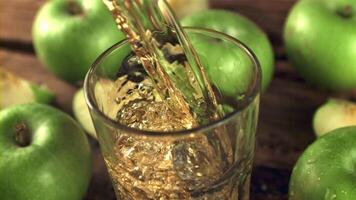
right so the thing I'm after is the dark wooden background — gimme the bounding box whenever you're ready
[1,0,351,199]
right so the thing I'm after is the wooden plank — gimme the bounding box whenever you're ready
[85,140,115,200]
[255,61,328,169]
[0,0,296,46]
[251,166,290,200]
[0,49,76,112]
[0,0,44,43]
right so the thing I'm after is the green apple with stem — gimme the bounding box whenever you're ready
[33,0,126,83]
[0,103,92,200]
[284,0,356,90]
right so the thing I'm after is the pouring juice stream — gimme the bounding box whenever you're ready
[103,0,223,127]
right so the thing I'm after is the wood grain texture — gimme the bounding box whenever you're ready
[0,0,44,43]
[256,62,326,169]
[85,140,116,200]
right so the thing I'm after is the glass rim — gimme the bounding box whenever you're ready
[84,27,261,137]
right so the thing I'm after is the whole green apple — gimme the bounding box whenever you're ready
[181,10,275,91]
[0,103,92,200]
[33,0,126,83]
[289,126,356,200]
[284,0,356,90]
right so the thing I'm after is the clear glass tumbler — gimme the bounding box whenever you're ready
[84,28,261,200]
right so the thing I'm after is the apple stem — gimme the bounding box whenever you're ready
[15,123,31,147]
[338,5,353,18]
[67,1,83,16]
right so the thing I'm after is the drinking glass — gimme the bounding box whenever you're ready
[84,27,261,200]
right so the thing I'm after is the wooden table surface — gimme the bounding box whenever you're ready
[2,0,354,199]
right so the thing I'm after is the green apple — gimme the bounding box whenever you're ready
[73,88,96,139]
[284,0,356,90]
[0,103,91,200]
[33,0,126,83]
[181,9,275,92]
[313,98,356,137]
[289,126,356,200]
[0,69,54,109]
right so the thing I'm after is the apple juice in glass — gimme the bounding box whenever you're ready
[84,0,261,199]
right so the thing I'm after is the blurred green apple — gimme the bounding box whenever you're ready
[0,103,91,200]
[33,0,125,83]
[182,9,275,91]
[284,0,356,90]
